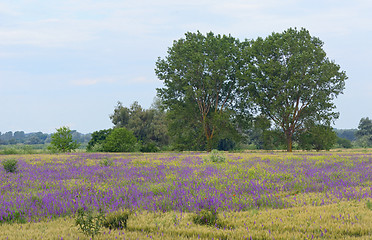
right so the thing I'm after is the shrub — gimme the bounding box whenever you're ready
[87,129,113,152]
[0,210,26,224]
[1,147,18,155]
[102,210,131,229]
[140,142,159,152]
[1,158,18,173]
[103,127,138,152]
[99,157,113,167]
[192,208,218,226]
[367,200,372,211]
[75,207,105,239]
[206,149,226,163]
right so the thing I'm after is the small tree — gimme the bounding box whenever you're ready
[103,127,138,152]
[50,126,80,152]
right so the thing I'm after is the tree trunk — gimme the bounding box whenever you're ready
[202,115,214,152]
[206,136,213,152]
[285,131,293,152]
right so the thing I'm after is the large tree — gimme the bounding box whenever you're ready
[245,28,347,152]
[155,31,245,151]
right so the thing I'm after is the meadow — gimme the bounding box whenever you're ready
[0,150,371,239]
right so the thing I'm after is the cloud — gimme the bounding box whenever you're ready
[128,76,158,84]
[70,77,117,86]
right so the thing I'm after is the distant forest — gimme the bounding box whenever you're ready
[0,131,91,145]
[0,128,356,146]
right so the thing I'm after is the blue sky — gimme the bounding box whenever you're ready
[1,0,371,133]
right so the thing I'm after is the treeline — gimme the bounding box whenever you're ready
[0,131,91,146]
[85,99,371,152]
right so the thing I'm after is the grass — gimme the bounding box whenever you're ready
[0,200,371,239]
[0,150,371,239]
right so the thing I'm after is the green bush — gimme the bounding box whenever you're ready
[1,147,19,155]
[140,142,159,152]
[192,208,218,226]
[1,158,18,173]
[103,127,138,152]
[0,210,26,224]
[75,207,105,239]
[206,149,226,163]
[102,210,131,229]
[99,157,113,167]
[367,200,372,211]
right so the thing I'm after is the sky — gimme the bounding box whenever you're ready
[1,0,371,134]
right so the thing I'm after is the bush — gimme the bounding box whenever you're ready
[192,209,218,226]
[1,147,18,155]
[1,158,18,173]
[99,157,113,167]
[297,125,337,151]
[0,210,26,224]
[103,127,138,152]
[337,137,353,148]
[102,210,131,230]
[206,149,226,163]
[87,129,113,152]
[75,207,105,239]
[140,142,159,152]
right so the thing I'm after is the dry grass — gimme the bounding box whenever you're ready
[0,200,371,239]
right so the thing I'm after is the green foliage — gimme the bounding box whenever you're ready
[110,100,169,148]
[355,117,372,147]
[103,127,138,152]
[334,129,357,141]
[192,208,219,227]
[155,31,247,152]
[99,157,113,167]
[49,126,80,152]
[140,142,160,152]
[297,125,337,151]
[1,158,18,173]
[102,210,131,230]
[1,147,18,155]
[0,210,26,224]
[337,137,353,149]
[166,102,206,151]
[205,149,226,163]
[87,129,112,152]
[367,200,372,211]
[217,138,235,151]
[75,207,105,239]
[245,27,347,152]
[356,117,372,137]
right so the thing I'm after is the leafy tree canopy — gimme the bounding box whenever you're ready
[355,117,372,147]
[49,126,80,152]
[103,127,138,152]
[110,100,169,147]
[245,27,347,151]
[297,124,337,151]
[155,31,248,151]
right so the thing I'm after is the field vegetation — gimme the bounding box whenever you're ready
[1,150,371,239]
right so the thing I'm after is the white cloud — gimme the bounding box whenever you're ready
[70,77,117,86]
[128,76,158,84]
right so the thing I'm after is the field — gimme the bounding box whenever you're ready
[0,150,371,239]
